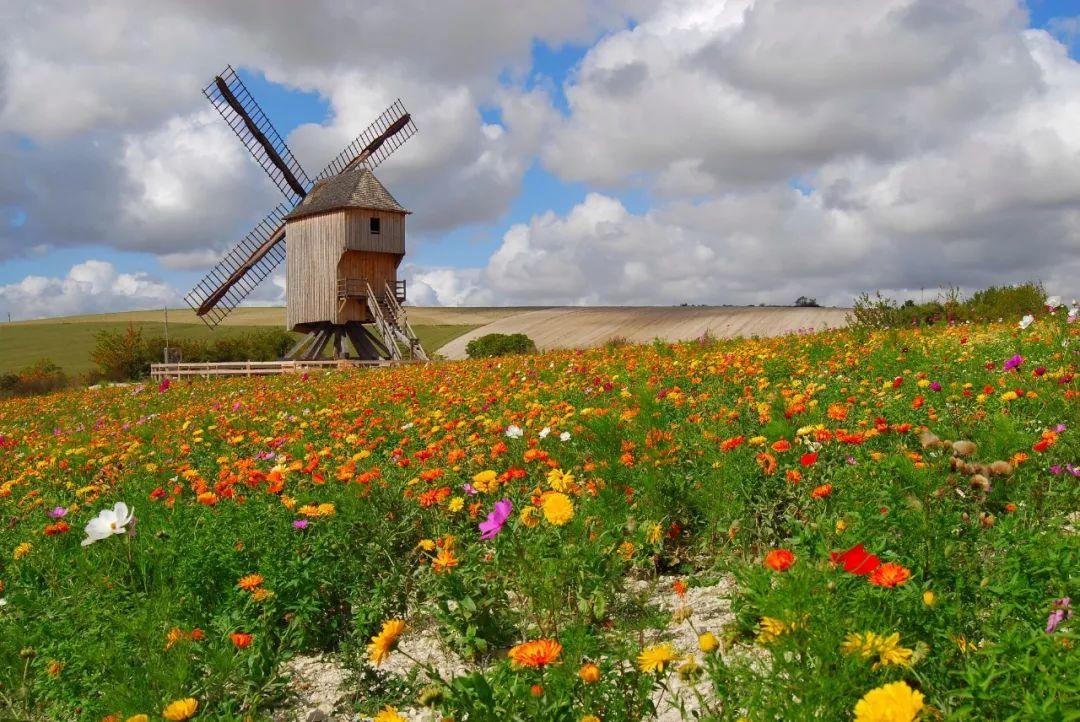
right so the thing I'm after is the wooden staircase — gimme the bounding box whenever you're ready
[366,282,429,361]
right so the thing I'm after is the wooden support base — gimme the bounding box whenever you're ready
[283,322,394,362]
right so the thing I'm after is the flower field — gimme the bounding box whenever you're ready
[0,310,1077,721]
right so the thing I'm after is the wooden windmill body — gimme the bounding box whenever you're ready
[185,66,426,362]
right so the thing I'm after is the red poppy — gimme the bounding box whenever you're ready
[829,544,881,575]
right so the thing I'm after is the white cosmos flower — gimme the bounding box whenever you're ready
[538,427,551,439]
[559,432,572,442]
[81,502,134,547]
[1046,296,1061,309]
[1019,314,1034,330]
[505,425,523,439]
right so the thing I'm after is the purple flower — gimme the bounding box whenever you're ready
[48,506,68,519]
[1051,465,1064,475]
[930,382,942,392]
[462,483,478,496]
[1053,424,1066,433]
[1046,597,1072,634]
[478,498,512,540]
[293,519,310,530]
[1003,354,1024,372]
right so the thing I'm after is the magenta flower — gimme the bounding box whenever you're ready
[158,378,171,393]
[930,381,942,392]
[48,506,68,519]
[293,519,309,530]
[478,498,513,540]
[1003,354,1024,372]
[1046,597,1072,633]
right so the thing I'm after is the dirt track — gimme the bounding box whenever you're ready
[437,306,850,359]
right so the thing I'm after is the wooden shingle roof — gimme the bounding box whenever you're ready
[285,166,409,220]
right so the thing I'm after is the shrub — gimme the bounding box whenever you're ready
[92,326,300,380]
[91,325,156,381]
[465,333,537,359]
[849,283,1046,330]
[0,358,68,397]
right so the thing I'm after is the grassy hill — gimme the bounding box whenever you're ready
[0,306,528,375]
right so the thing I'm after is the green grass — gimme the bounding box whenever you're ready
[0,321,478,376]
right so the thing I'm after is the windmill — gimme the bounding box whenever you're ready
[184,66,427,362]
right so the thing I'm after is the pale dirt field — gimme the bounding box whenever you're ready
[437,306,851,359]
[8,306,537,327]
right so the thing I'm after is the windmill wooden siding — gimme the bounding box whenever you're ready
[285,211,405,329]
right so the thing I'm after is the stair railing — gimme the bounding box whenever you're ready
[365,281,401,360]
[383,282,429,360]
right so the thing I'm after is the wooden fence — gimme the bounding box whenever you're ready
[150,359,415,381]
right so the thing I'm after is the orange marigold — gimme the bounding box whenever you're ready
[237,573,264,591]
[868,562,911,588]
[508,639,563,668]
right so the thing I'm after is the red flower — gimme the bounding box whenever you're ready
[764,549,795,572]
[44,521,70,536]
[830,544,881,575]
[673,578,687,598]
[799,452,818,467]
[229,632,253,649]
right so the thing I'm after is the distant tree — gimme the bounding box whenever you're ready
[794,296,820,307]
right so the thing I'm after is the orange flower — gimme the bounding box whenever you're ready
[869,562,911,588]
[771,439,792,452]
[229,632,253,649]
[508,639,563,668]
[764,549,795,572]
[755,452,778,475]
[237,573,264,591]
[673,578,687,598]
[578,662,601,683]
[811,483,833,499]
[432,548,459,573]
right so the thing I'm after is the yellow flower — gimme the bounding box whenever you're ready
[542,492,574,526]
[922,590,935,607]
[755,617,796,645]
[447,497,464,512]
[472,470,499,493]
[126,715,149,722]
[13,542,31,560]
[637,643,678,673]
[853,681,924,722]
[519,505,541,528]
[547,468,575,491]
[581,716,601,722]
[162,697,198,721]
[418,538,436,552]
[372,706,407,722]
[647,523,663,544]
[698,632,719,653]
[367,619,407,666]
[841,632,912,668]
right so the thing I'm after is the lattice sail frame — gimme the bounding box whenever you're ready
[183,205,290,325]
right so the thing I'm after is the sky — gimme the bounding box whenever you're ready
[1,0,1080,320]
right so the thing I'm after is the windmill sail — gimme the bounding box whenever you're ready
[314,99,416,180]
[184,205,289,327]
[204,66,312,206]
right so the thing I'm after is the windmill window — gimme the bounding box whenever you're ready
[370,217,381,235]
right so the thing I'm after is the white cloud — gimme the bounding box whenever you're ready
[0,260,176,320]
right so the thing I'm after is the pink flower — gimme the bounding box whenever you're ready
[158,378,170,393]
[1046,597,1072,633]
[1003,354,1024,372]
[479,498,513,540]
